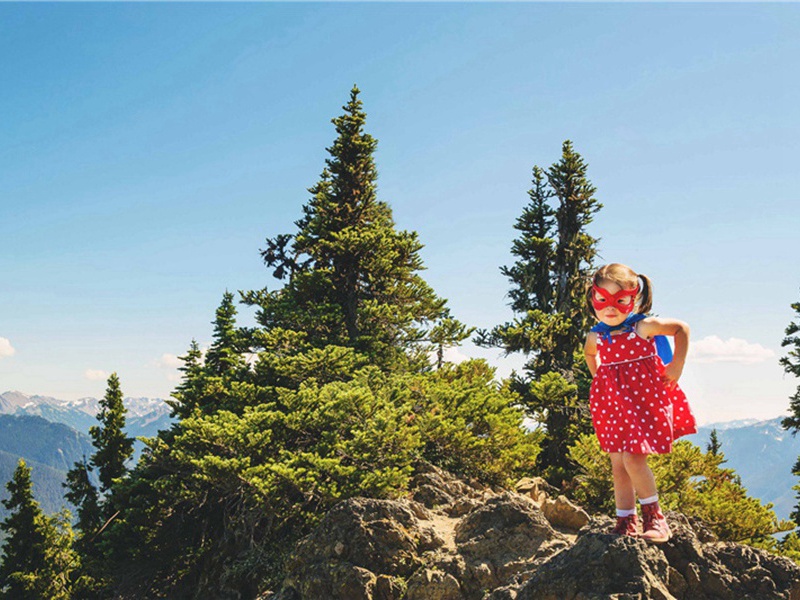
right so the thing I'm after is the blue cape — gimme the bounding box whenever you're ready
[591,314,673,365]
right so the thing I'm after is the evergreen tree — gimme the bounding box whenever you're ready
[781,299,800,432]
[780,298,800,525]
[707,428,722,457]
[790,456,800,526]
[428,313,475,369]
[63,457,102,549]
[0,460,78,599]
[167,294,253,418]
[245,85,459,372]
[205,291,246,377]
[100,88,526,598]
[0,460,47,598]
[40,510,80,600]
[166,338,205,420]
[89,373,134,493]
[62,464,107,599]
[477,143,601,483]
[64,374,133,598]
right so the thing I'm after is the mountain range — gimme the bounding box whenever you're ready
[0,390,172,439]
[0,391,174,522]
[0,390,797,526]
[685,417,799,521]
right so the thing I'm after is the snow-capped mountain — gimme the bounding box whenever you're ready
[699,418,764,431]
[0,393,175,520]
[0,391,174,439]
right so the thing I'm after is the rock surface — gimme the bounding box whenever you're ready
[279,497,440,599]
[539,494,590,531]
[454,492,568,594]
[267,467,800,600]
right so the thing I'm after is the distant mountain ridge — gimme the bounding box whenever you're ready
[0,415,96,519]
[0,390,173,440]
[0,392,175,524]
[685,417,799,521]
[0,390,171,418]
[1,391,796,525]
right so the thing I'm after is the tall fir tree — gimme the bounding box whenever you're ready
[0,460,47,598]
[707,428,722,457]
[780,298,800,524]
[477,142,601,484]
[205,291,246,377]
[166,338,205,419]
[63,457,102,550]
[99,87,513,598]
[0,460,78,599]
[89,373,134,493]
[245,85,460,373]
[64,374,134,598]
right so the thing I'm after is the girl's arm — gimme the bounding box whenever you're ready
[584,332,599,377]
[637,317,690,389]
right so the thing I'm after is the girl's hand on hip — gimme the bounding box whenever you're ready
[663,361,683,390]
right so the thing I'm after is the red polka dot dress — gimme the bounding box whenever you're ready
[589,330,696,454]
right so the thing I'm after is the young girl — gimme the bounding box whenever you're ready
[584,263,696,542]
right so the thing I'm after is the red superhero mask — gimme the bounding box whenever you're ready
[591,285,639,314]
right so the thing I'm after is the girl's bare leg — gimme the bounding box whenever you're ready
[622,452,658,499]
[609,452,635,509]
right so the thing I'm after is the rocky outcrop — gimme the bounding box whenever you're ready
[266,467,800,600]
[512,513,800,600]
[454,492,568,594]
[278,497,443,599]
[513,530,673,600]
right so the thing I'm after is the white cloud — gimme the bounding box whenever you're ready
[691,336,775,364]
[0,337,15,358]
[157,353,183,369]
[428,346,472,366]
[155,353,184,382]
[85,369,109,381]
[442,346,472,364]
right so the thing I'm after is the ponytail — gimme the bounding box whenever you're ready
[585,274,598,315]
[637,274,653,314]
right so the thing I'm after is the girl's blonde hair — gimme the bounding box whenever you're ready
[586,263,653,315]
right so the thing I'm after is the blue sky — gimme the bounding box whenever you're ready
[1,4,798,424]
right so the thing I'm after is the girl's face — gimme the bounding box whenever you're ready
[592,281,637,327]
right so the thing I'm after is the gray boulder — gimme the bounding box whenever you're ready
[455,492,568,595]
[279,497,441,600]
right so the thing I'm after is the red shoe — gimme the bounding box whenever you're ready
[611,513,639,537]
[641,502,671,543]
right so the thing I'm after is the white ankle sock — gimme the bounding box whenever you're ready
[639,494,659,505]
[616,508,636,517]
